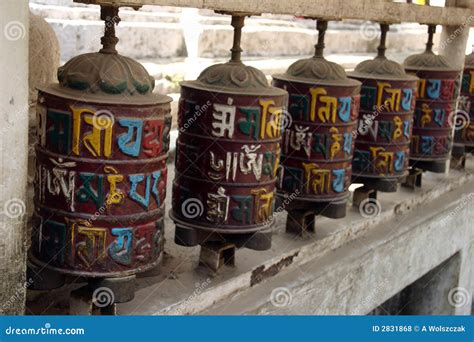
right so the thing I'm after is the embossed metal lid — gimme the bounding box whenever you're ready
[404,25,459,72]
[274,20,360,87]
[349,24,418,81]
[40,6,171,105]
[181,15,287,96]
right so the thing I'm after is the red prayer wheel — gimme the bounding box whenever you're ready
[30,7,171,290]
[171,14,288,252]
[404,25,461,172]
[272,20,361,231]
[453,49,474,155]
[348,24,418,192]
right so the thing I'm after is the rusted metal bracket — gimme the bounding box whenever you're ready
[352,186,377,208]
[451,145,467,170]
[70,286,116,315]
[402,168,423,190]
[199,241,236,272]
[69,276,136,315]
[286,210,316,237]
[451,154,467,170]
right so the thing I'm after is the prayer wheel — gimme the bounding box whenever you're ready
[348,24,418,192]
[453,48,474,156]
[404,25,461,173]
[170,13,288,268]
[30,6,172,302]
[272,20,361,234]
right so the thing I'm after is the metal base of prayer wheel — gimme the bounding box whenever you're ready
[170,13,287,271]
[352,186,378,209]
[285,197,347,236]
[402,168,423,190]
[69,275,135,315]
[27,259,66,291]
[409,159,448,173]
[174,219,272,251]
[351,175,400,193]
[198,241,236,272]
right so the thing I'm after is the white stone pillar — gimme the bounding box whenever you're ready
[439,0,473,69]
[0,0,29,315]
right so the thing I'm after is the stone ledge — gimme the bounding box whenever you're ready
[25,156,474,315]
[115,159,474,315]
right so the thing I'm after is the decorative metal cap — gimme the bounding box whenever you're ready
[186,14,285,95]
[404,25,458,72]
[56,5,156,96]
[274,20,359,86]
[349,24,417,81]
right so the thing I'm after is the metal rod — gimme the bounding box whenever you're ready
[425,24,436,52]
[377,23,390,58]
[230,15,245,63]
[99,5,120,54]
[314,20,328,58]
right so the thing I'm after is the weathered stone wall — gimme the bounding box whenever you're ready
[0,0,29,316]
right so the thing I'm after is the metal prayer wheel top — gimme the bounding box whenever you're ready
[31,5,172,279]
[348,24,418,192]
[404,25,461,172]
[454,48,474,154]
[171,14,287,251]
[181,15,284,96]
[272,20,361,220]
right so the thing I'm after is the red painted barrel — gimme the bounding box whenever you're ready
[171,62,288,249]
[272,37,361,213]
[454,51,474,154]
[404,34,461,172]
[32,50,171,277]
[349,57,418,191]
